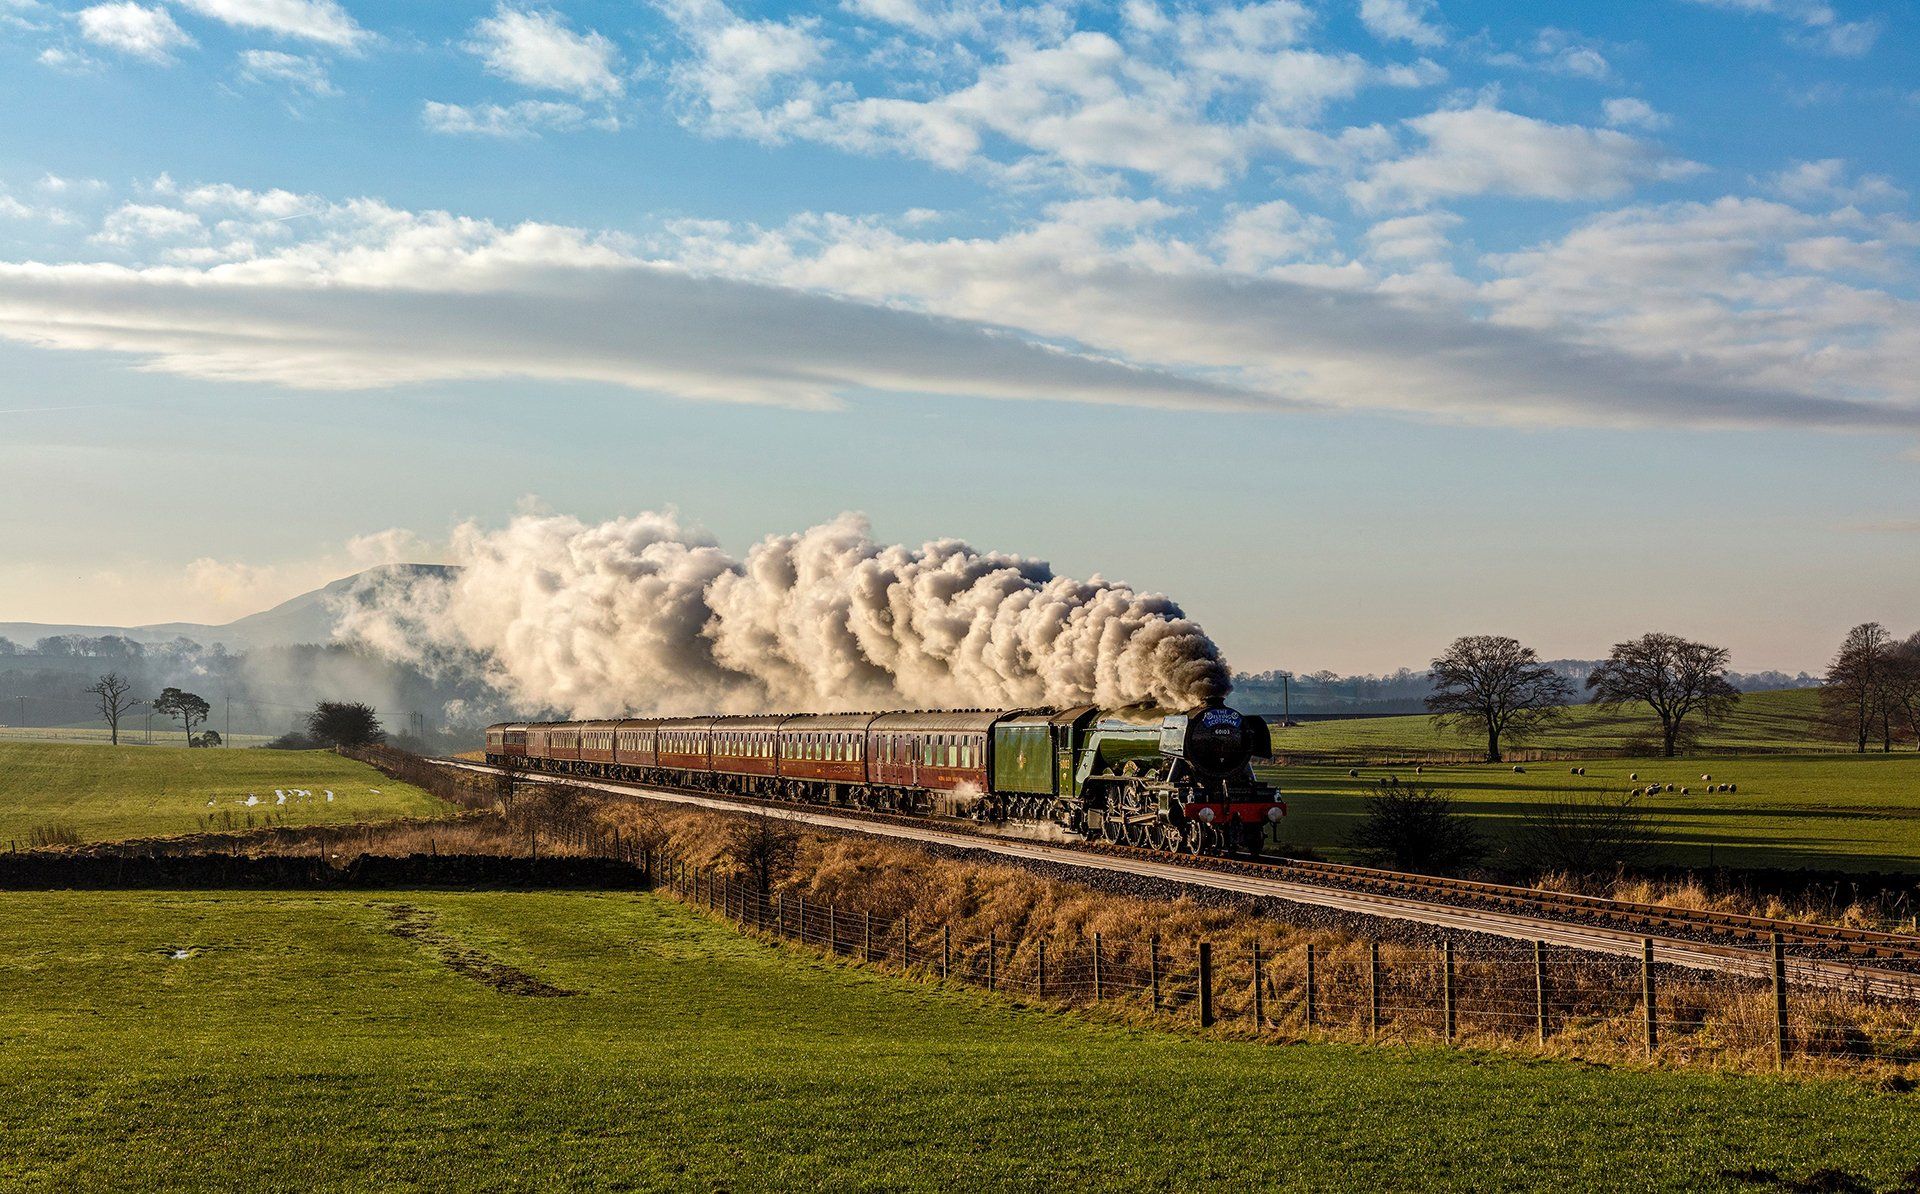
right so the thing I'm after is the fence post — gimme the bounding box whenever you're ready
[1305,943,1317,1030]
[1252,942,1263,1027]
[988,931,997,992]
[1369,942,1381,1038]
[903,914,912,969]
[1442,940,1456,1044]
[1038,941,1047,999]
[1198,941,1214,1028]
[864,911,873,963]
[829,904,837,954]
[1772,932,1788,1069]
[1534,939,1547,1046]
[1093,933,1104,1003]
[1151,934,1162,1012]
[775,893,784,937]
[942,924,951,981]
[1642,937,1657,1057]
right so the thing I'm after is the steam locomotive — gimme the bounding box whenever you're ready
[485,701,1284,855]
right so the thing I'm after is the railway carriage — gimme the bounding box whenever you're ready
[487,700,1283,856]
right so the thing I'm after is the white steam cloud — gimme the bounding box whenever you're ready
[334,511,1230,716]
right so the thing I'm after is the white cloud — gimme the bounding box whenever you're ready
[0,195,32,220]
[1363,210,1459,261]
[91,203,204,245]
[659,203,1920,432]
[1481,196,1920,413]
[654,0,1438,189]
[1212,200,1336,270]
[656,0,830,139]
[0,197,1262,413]
[75,3,193,61]
[37,46,98,70]
[1681,0,1879,56]
[467,5,623,99]
[1358,0,1444,48]
[1602,97,1669,129]
[173,0,368,49]
[1765,158,1906,206]
[238,49,337,96]
[422,99,616,138]
[1352,105,1699,207]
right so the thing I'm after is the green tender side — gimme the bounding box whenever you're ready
[992,724,1055,795]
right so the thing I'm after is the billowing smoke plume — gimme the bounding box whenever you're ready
[334,511,1230,717]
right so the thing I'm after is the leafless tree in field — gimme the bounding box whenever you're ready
[1820,622,1896,753]
[82,672,140,746]
[726,811,800,895]
[1586,632,1739,758]
[1425,635,1573,762]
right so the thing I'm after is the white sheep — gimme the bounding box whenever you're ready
[1701,774,1712,782]
[1513,765,1526,774]
[1348,769,1360,778]
[1680,787,1690,795]
[1630,772,1639,781]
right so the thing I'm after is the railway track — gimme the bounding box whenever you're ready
[441,759,1920,999]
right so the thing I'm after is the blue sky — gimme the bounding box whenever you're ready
[1,0,1916,675]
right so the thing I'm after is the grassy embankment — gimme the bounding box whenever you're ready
[1260,690,1920,871]
[3,889,1919,1192]
[0,742,449,846]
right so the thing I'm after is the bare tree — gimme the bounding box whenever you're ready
[725,811,800,895]
[1345,781,1486,875]
[151,687,210,748]
[1517,791,1653,875]
[1820,622,1894,753]
[1881,633,1920,752]
[1586,633,1740,758]
[1425,635,1573,762]
[82,672,140,746]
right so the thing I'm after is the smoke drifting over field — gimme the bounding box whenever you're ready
[334,512,1230,717]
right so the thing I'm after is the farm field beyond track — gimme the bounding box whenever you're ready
[4,890,1920,1192]
[0,742,448,845]
[1263,753,1920,872]
[1267,689,1839,758]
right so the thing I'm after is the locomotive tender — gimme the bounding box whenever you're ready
[486,701,1284,855]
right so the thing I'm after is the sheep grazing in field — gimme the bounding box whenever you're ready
[1630,788,1644,797]
[1701,774,1712,782]
[1513,765,1526,774]
[1727,783,1737,793]
[1630,772,1639,781]
[1680,787,1690,795]
[1348,769,1360,778]
[1414,765,1423,774]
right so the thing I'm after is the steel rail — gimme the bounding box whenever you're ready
[443,759,1920,1000]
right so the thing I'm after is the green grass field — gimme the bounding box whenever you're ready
[0,725,277,747]
[1270,689,1839,758]
[2,890,1917,1192]
[0,742,449,845]
[1262,752,1920,871]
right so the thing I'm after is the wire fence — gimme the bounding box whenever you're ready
[645,851,1920,1076]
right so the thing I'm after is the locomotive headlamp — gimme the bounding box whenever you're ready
[1197,806,1216,822]
[1266,806,1284,823]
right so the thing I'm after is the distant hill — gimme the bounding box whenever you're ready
[0,564,457,652]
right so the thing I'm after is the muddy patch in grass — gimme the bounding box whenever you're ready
[383,904,577,998]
